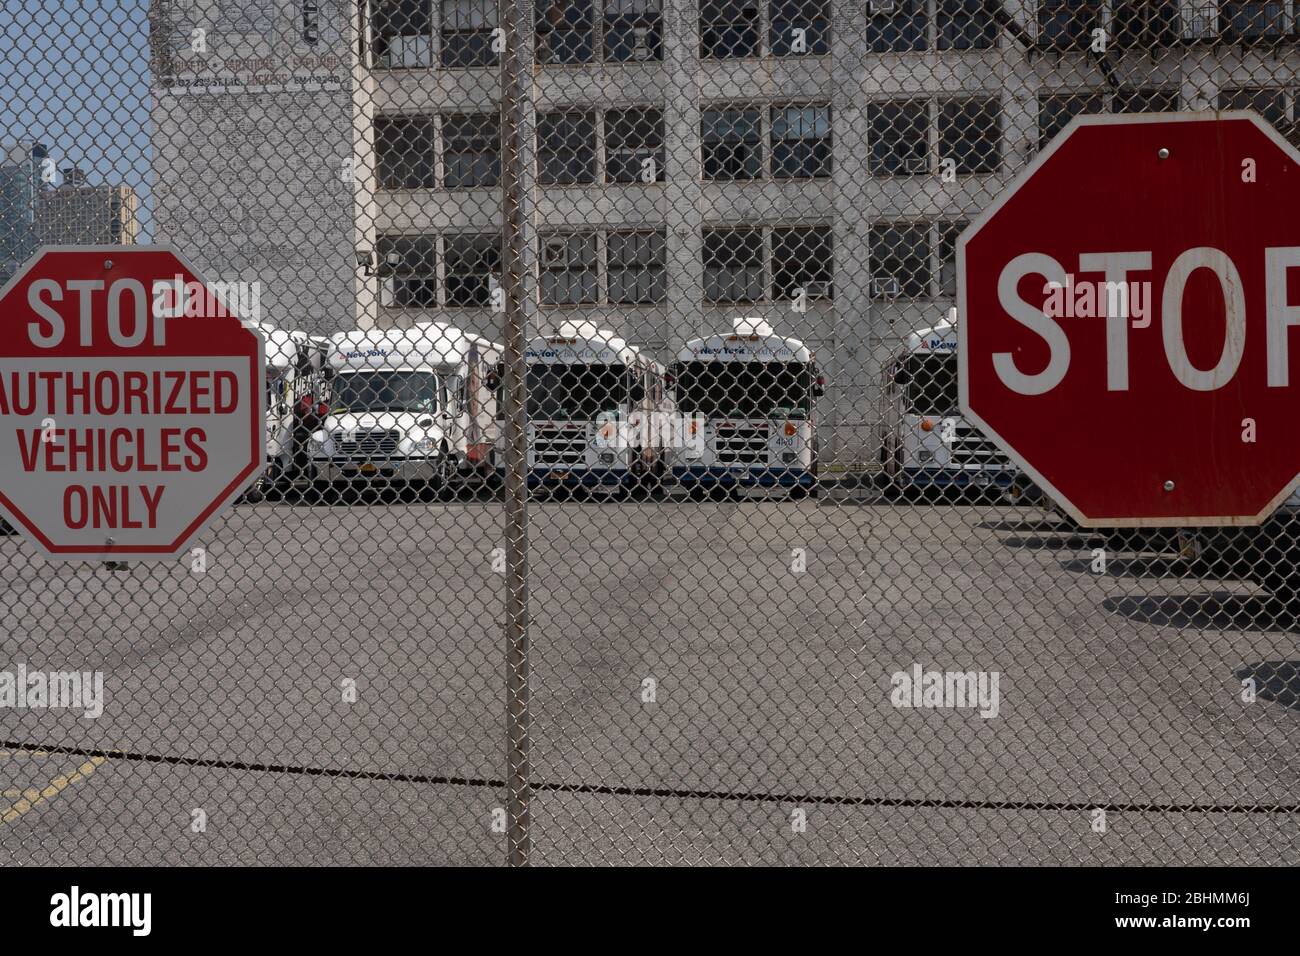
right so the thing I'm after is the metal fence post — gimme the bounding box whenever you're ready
[499,0,532,867]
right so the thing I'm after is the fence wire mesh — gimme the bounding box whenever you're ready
[0,0,1299,865]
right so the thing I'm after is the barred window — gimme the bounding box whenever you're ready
[371,0,432,67]
[704,227,765,302]
[442,113,501,188]
[537,0,597,64]
[1112,1,1181,48]
[604,0,663,61]
[702,107,763,181]
[1037,0,1100,50]
[868,99,928,176]
[867,0,926,53]
[1113,88,1179,113]
[938,97,1001,174]
[937,0,997,51]
[1037,92,1104,149]
[870,222,930,299]
[772,226,832,301]
[377,235,438,308]
[537,111,598,185]
[700,0,762,57]
[1220,1,1288,40]
[1219,87,1288,128]
[444,233,501,306]
[607,230,667,304]
[605,108,665,184]
[540,232,600,304]
[219,0,275,33]
[770,105,832,179]
[441,0,497,67]
[375,115,437,189]
[769,0,831,56]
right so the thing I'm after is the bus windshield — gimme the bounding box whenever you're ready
[672,361,811,419]
[527,363,628,420]
[332,370,442,413]
[898,353,957,416]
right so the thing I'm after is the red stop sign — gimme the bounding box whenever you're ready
[960,113,1300,527]
[0,247,265,559]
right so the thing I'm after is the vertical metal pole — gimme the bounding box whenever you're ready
[499,0,532,867]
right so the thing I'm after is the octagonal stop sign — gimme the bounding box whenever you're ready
[960,113,1300,527]
[0,247,265,559]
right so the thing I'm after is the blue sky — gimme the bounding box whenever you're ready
[0,0,155,238]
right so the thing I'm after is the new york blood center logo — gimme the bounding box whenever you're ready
[0,247,265,560]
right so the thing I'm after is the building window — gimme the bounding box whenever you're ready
[1113,88,1179,113]
[704,227,765,302]
[868,99,929,176]
[540,232,600,304]
[372,0,432,67]
[937,220,966,297]
[769,0,831,55]
[937,0,997,50]
[442,113,501,188]
[604,108,665,184]
[1219,87,1288,129]
[375,115,437,189]
[772,226,832,300]
[377,235,438,307]
[445,234,501,306]
[219,0,276,34]
[702,106,763,180]
[536,0,597,63]
[870,223,930,299]
[1220,2,1287,40]
[770,105,832,179]
[607,230,667,303]
[1112,1,1181,47]
[701,0,762,57]
[867,0,926,53]
[442,0,498,67]
[938,97,1001,174]
[1037,92,1104,149]
[604,0,663,60]
[1037,0,1100,50]
[537,111,598,185]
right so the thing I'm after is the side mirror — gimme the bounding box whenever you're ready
[485,370,501,391]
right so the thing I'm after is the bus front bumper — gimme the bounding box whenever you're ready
[672,465,814,488]
[313,458,444,483]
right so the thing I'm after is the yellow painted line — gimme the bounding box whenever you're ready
[1,756,107,826]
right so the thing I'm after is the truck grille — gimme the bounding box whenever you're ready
[533,424,586,466]
[333,429,401,460]
[949,424,1009,468]
[715,423,768,464]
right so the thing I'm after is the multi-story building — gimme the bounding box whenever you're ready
[35,168,141,246]
[0,142,47,283]
[148,0,358,336]
[149,0,1300,462]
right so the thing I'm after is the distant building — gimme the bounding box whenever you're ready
[0,142,46,282]
[36,168,140,246]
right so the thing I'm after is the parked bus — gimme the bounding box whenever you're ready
[667,317,823,499]
[313,323,502,496]
[879,319,1015,491]
[504,320,670,496]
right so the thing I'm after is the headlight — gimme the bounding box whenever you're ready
[412,437,438,455]
[599,452,616,465]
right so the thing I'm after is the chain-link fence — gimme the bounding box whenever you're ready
[1,0,1299,865]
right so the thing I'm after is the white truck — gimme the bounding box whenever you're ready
[507,320,670,496]
[313,323,502,496]
[667,317,823,499]
[879,319,1016,493]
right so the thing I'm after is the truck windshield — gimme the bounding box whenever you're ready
[332,370,442,413]
[527,363,627,420]
[672,361,811,419]
[898,354,957,416]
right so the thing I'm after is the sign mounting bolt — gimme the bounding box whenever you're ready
[1163,480,1175,492]
[1158,148,1170,160]
[103,259,113,270]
